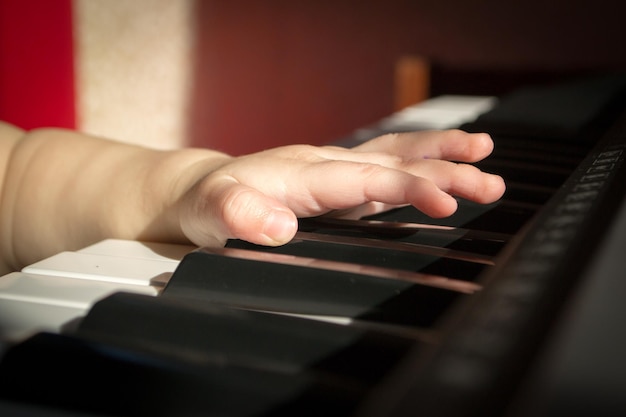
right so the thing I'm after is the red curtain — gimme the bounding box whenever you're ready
[0,0,75,130]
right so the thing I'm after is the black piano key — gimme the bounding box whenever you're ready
[499,182,555,206]
[417,256,489,281]
[488,139,587,167]
[163,249,465,328]
[297,217,508,257]
[358,226,503,260]
[277,199,527,284]
[230,233,490,269]
[364,198,499,227]
[0,332,363,417]
[354,282,462,326]
[228,233,492,283]
[335,201,532,280]
[475,157,572,188]
[463,203,536,234]
[0,399,96,417]
[75,292,418,385]
[460,74,626,143]
[295,219,508,282]
[224,237,479,324]
[365,201,535,235]
[298,216,512,242]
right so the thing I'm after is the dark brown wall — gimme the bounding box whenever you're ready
[188,0,626,155]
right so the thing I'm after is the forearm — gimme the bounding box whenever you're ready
[0,126,230,273]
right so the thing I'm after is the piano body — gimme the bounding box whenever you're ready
[1,75,626,416]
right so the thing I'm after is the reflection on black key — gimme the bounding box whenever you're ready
[364,199,498,227]
[365,202,535,235]
[298,217,509,259]
[298,216,512,243]
[418,257,488,281]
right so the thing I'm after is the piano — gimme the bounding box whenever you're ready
[1,74,626,416]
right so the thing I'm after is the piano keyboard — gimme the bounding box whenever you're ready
[2,76,626,417]
[0,94,496,343]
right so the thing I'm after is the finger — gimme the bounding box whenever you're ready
[411,159,506,203]
[350,129,495,163]
[296,144,505,206]
[180,175,298,247]
[291,160,459,218]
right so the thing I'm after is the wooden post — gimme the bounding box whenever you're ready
[394,55,431,111]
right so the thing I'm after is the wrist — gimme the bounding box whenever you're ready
[137,148,233,245]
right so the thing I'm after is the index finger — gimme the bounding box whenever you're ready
[351,129,495,163]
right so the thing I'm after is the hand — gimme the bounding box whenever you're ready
[178,129,506,248]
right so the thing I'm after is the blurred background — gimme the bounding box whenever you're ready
[1,0,626,154]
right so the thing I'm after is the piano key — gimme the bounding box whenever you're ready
[210,245,481,292]
[459,74,626,143]
[292,231,495,265]
[228,233,492,282]
[493,137,585,159]
[498,182,555,206]
[75,292,421,384]
[0,240,194,342]
[377,95,498,131]
[0,299,84,342]
[489,139,586,163]
[0,399,98,417]
[298,216,512,242]
[0,272,158,341]
[77,238,196,261]
[162,247,467,327]
[22,251,176,287]
[0,332,365,417]
[340,95,498,146]
[298,215,509,260]
[0,272,158,308]
[364,201,535,235]
[476,157,573,188]
[229,199,515,286]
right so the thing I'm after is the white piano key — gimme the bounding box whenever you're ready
[417,95,498,112]
[379,95,497,130]
[0,272,158,309]
[0,240,192,341]
[78,239,196,262]
[22,251,177,286]
[0,299,85,341]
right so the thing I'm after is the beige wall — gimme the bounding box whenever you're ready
[73,0,195,149]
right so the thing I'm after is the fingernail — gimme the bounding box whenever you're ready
[263,210,297,244]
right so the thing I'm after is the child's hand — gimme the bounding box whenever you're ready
[178,129,506,248]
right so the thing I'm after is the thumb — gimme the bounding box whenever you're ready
[180,178,298,248]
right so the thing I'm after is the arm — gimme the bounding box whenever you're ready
[0,123,505,274]
[0,122,230,274]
